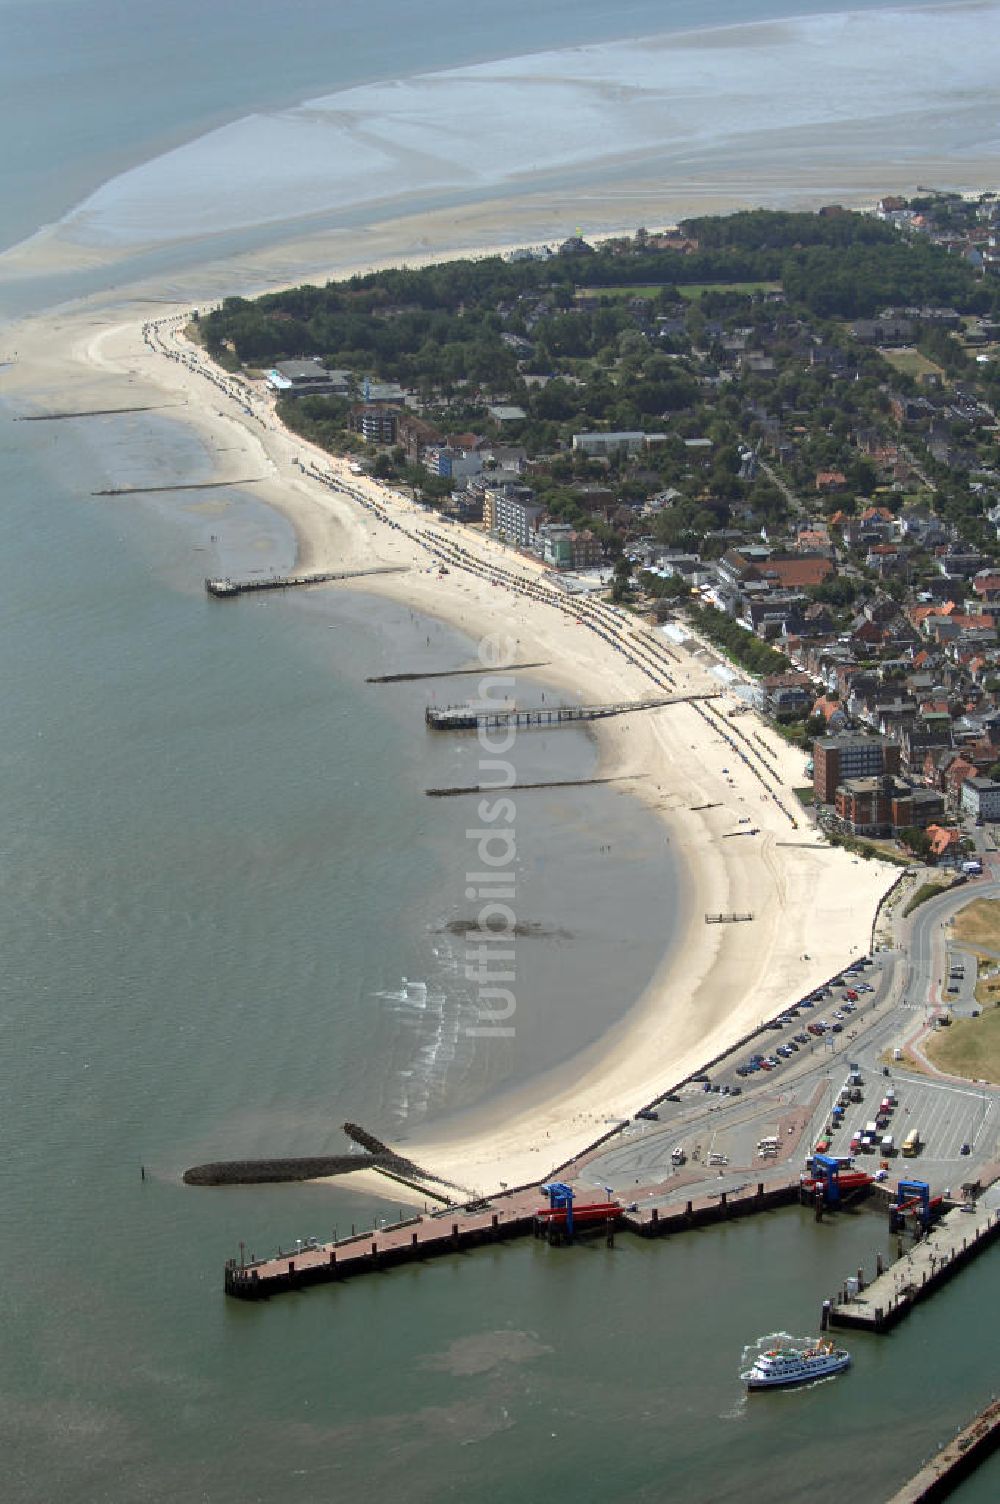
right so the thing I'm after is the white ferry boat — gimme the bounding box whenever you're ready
[742,1340,851,1391]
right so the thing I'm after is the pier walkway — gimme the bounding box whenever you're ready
[224,1189,542,1299]
[206,565,407,598]
[826,1192,1000,1333]
[424,689,720,731]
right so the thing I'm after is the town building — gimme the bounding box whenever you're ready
[960,776,1000,823]
[266,359,351,397]
[423,446,483,482]
[813,733,901,804]
[483,484,543,547]
[571,431,664,458]
[348,405,397,444]
[754,671,815,718]
[539,524,604,570]
[834,775,943,836]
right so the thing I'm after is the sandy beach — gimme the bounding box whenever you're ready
[0,279,898,1201]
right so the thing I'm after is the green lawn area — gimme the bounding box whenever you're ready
[880,347,944,381]
[577,284,676,301]
[925,1006,1000,1085]
[576,280,782,302]
[677,281,782,301]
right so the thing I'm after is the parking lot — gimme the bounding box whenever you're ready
[575,941,998,1206]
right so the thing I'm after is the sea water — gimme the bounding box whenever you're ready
[2,3,998,1500]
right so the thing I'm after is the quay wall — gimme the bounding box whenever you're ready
[828,1208,1000,1333]
[887,1398,1000,1504]
[625,1179,801,1237]
[225,1210,535,1300]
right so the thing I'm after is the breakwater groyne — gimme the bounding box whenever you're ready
[887,1398,1000,1503]
[205,565,407,597]
[15,403,181,420]
[426,775,636,797]
[367,661,548,683]
[95,477,264,496]
[185,1154,411,1187]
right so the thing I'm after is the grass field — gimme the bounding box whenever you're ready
[576,281,781,303]
[880,347,944,381]
[925,1006,1000,1084]
[677,281,782,301]
[951,899,1000,951]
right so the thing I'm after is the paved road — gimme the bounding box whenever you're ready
[574,871,1000,1207]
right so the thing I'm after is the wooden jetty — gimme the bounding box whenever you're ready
[886,1397,1000,1503]
[206,565,407,598]
[824,1199,1000,1333]
[425,689,720,731]
[705,912,754,923]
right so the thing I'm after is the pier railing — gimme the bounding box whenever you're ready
[425,689,720,731]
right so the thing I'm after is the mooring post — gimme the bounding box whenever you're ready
[605,1217,615,1248]
[857,1266,865,1293]
[876,1251,884,1277]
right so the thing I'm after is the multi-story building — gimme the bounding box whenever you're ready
[348,405,397,444]
[813,734,901,804]
[423,446,483,482]
[571,431,663,458]
[483,484,543,548]
[834,775,943,836]
[539,524,604,570]
[960,776,1000,823]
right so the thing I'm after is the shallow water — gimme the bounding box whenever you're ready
[3,2,998,1498]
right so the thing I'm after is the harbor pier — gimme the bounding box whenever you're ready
[825,1198,1000,1333]
[224,1196,538,1299]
